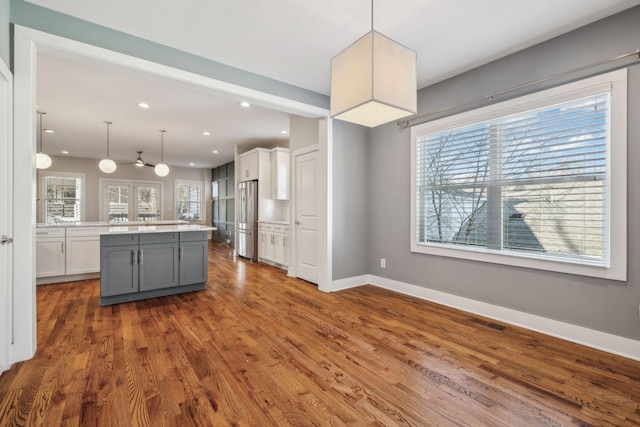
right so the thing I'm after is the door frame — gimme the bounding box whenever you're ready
[12,25,332,363]
[0,56,13,373]
[290,134,332,292]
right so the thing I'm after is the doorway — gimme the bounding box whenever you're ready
[12,25,332,365]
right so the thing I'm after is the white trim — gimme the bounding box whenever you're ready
[0,56,13,373]
[330,274,640,361]
[328,275,369,292]
[410,69,627,281]
[15,26,329,119]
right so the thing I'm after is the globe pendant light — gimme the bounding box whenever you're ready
[154,130,170,177]
[36,111,52,169]
[330,0,417,127]
[98,121,117,174]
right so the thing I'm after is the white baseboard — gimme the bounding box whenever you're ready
[330,274,640,361]
[326,275,370,292]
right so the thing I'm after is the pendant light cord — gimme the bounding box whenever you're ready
[160,130,166,163]
[37,111,46,153]
[104,121,112,158]
[371,0,374,31]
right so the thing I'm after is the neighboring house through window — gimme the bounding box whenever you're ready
[411,69,627,280]
[176,180,203,222]
[40,171,85,223]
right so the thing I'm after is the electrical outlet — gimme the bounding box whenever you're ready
[380,258,386,268]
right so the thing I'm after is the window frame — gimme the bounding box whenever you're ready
[175,179,204,223]
[39,171,86,223]
[410,69,627,281]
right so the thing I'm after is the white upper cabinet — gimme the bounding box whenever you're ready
[238,151,259,182]
[270,147,290,200]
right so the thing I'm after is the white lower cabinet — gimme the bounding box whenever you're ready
[36,228,66,278]
[258,222,289,269]
[36,226,105,283]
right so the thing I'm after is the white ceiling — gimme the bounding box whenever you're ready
[30,0,640,169]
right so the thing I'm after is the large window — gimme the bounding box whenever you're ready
[176,180,203,222]
[40,172,85,223]
[411,70,627,280]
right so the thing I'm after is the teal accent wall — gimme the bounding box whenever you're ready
[0,0,9,65]
[9,0,329,109]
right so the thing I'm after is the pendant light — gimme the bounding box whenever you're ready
[330,0,416,127]
[154,130,170,177]
[36,111,52,169]
[98,121,117,174]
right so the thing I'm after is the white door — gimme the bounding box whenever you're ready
[103,181,162,222]
[0,58,13,372]
[295,150,319,284]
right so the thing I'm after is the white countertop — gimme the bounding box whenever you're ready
[258,220,290,224]
[37,220,189,228]
[99,224,216,235]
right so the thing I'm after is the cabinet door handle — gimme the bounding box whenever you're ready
[139,249,143,265]
[180,247,184,261]
[131,250,137,265]
[61,242,64,254]
[271,235,274,244]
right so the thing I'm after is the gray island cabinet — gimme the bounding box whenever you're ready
[99,227,212,305]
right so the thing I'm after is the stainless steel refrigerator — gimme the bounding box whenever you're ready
[236,180,258,260]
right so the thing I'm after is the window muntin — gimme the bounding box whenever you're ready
[41,172,85,223]
[411,70,627,280]
[176,181,203,222]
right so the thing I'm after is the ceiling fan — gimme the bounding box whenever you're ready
[126,150,155,168]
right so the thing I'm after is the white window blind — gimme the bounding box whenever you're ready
[411,69,627,280]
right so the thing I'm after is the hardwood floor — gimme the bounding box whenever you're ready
[1,242,639,426]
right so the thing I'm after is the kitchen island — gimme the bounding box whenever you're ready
[99,224,216,306]
[36,220,192,285]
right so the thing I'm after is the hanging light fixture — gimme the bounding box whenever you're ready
[154,130,170,177]
[134,151,145,167]
[330,0,416,128]
[36,111,52,169]
[98,121,117,174]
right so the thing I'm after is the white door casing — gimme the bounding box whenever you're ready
[295,149,320,284]
[0,57,13,373]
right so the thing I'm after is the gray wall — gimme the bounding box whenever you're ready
[37,156,212,225]
[367,6,640,340]
[9,0,328,109]
[0,0,9,65]
[332,120,369,279]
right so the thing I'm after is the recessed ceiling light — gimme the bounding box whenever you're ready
[281,130,288,134]
[44,129,55,133]
[138,102,150,109]
[240,101,250,108]
[202,131,211,136]
[212,150,219,154]
[61,150,69,154]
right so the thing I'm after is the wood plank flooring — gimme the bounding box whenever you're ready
[1,242,639,426]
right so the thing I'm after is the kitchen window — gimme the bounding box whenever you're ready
[410,69,627,280]
[40,171,85,223]
[176,180,203,222]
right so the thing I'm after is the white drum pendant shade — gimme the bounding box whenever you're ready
[330,31,417,128]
